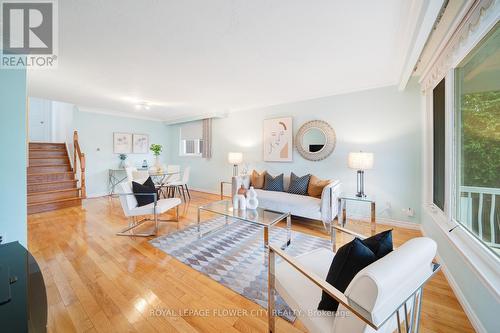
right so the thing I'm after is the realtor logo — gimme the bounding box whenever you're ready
[1,0,58,68]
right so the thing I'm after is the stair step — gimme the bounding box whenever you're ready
[28,164,72,174]
[28,180,78,193]
[29,142,66,150]
[29,149,67,157]
[28,172,75,184]
[28,197,82,214]
[29,157,69,166]
[28,188,80,204]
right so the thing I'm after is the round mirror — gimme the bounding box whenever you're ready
[301,128,326,153]
[295,120,336,161]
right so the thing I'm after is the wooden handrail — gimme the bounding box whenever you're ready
[73,131,86,198]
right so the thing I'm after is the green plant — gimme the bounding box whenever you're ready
[150,144,162,157]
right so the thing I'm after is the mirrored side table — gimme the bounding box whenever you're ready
[338,195,376,235]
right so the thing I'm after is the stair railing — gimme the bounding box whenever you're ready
[73,131,86,199]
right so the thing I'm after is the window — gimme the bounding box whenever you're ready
[179,121,203,156]
[454,24,500,257]
[433,78,446,211]
[180,138,204,156]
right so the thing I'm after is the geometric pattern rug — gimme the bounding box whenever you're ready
[150,216,332,322]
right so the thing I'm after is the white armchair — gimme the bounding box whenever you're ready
[116,181,182,237]
[268,227,440,333]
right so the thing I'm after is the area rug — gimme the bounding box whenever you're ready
[150,216,331,322]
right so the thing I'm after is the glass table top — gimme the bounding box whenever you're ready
[340,195,375,203]
[198,200,289,226]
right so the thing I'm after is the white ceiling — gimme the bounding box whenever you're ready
[28,0,420,121]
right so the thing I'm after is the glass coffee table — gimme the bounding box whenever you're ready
[197,200,292,249]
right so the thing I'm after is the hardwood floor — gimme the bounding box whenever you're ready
[27,191,475,333]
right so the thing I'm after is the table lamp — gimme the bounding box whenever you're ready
[228,152,243,177]
[348,152,374,197]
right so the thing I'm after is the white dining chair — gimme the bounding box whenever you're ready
[125,166,149,183]
[168,166,191,201]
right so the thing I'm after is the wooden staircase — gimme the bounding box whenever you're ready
[27,133,86,214]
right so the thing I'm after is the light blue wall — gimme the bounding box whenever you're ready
[167,80,422,223]
[0,68,27,246]
[74,110,170,197]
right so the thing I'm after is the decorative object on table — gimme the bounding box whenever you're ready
[118,154,128,168]
[263,117,293,162]
[348,151,374,197]
[150,217,330,322]
[237,194,247,210]
[263,173,284,192]
[287,172,311,195]
[237,184,247,197]
[250,170,266,189]
[142,159,148,169]
[150,143,163,170]
[228,152,243,176]
[295,120,336,161]
[132,133,149,153]
[246,186,259,209]
[113,132,132,153]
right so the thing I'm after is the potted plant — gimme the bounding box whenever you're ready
[119,154,127,168]
[150,144,163,170]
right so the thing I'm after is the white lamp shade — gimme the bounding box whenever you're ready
[348,152,374,170]
[228,152,243,164]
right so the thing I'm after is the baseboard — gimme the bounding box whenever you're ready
[420,227,487,333]
[190,187,226,197]
[86,192,111,199]
[434,253,487,333]
[346,213,421,230]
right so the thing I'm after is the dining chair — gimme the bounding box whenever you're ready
[167,166,191,201]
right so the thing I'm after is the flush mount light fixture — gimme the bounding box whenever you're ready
[134,102,151,111]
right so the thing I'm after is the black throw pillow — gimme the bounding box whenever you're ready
[362,229,393,258]
[287,172,311,195]
[317,238,377,311]
[132,177,156,207]
[263,173,284,192]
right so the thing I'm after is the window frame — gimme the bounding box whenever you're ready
[421,15,500,297]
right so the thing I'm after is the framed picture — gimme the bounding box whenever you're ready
[133,134,149,154]
[263,117,293,162]
[113,132,132,153]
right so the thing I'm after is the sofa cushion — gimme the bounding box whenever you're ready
[132,177,157,207]
[250,170,266,189]
[287,172,311,195]
[308,175,331,198]
[363,229,393,258]
[264,173,284,192]
[255,189,321,220]
[318,238,377,311]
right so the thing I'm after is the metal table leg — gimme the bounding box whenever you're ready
[371,202,376,235]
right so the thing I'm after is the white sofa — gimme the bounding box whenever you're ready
[232,174,341,228]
